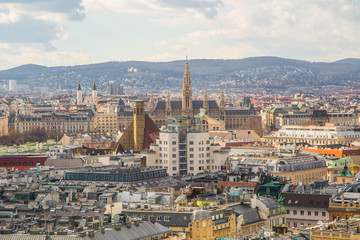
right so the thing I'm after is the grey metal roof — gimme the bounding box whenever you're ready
[155,100,219,110]
[0,236,81,240]
[257,196,279,210]
[225,109,251,115]
[82,222,171,240]
[231,205,263,225]
[192,210,211,221]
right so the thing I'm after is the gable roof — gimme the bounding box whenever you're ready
[155,100,219,110]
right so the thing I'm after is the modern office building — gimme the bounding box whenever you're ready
[143,116,229,176]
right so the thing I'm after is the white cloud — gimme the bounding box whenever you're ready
[1,0,360,69]
[0,43,89,70]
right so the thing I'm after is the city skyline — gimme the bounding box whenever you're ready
[0,0,360,70]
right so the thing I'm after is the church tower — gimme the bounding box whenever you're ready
[219,90,225,120]
[219,90,225,111]
[166,90,172,116]
[203,90,209,112]
[77,80,82,104]
[149,90,155,115]
[182,57,193,116]
[133,100,145,151]
[92,80,98,104]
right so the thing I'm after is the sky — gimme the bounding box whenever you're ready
[0,0,359,70]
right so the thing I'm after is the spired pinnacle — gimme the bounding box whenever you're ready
[93,80,97,90]
[77,80,81,91]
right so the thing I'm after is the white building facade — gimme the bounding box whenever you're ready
[143,117,229,176]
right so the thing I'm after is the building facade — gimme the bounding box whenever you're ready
[14,112,93,134]
[263,124,360,147]
[143,116,229,176]
[0,115,8,136]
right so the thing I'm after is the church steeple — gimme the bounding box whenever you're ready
[182,56,193,116]
[166,90,172,111]
[92,80,98,105]
[149,90,155,114]
[77,80,81,91]
[77,80,82,104]
[203,90,209,111]
[219,90,225,110]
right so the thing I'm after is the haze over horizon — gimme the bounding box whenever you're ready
[0,0,359,70]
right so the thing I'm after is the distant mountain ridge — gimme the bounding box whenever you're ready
[1,56,360,90]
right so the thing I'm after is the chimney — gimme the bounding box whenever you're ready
[150,215,156,224]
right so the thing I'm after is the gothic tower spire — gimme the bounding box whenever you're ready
[182,56,193,116]
[166,90,172,111]
[219,90,225,110]
[92,80,98,104]
[203,90,209,111]
[77,80,82,104]
[149,90,155,114]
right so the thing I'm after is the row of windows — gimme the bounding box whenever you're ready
[0,162,35,166]
[287,210,326,217]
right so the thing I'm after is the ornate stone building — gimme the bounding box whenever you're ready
[148,58,262,135]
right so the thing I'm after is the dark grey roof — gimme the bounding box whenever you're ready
[225,109,251,115]
[192,210,211,221]
[258,196,279,210]
[121,211,192,228]
[0,236,81,240]
[155,100,219,110]
[231,205,263,225]
[82,222,171,240]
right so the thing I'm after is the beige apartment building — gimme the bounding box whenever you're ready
[93,107,118,133]
[14,112,93,134]
[0,115,8,136]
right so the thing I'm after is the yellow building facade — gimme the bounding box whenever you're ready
[0,115,8,136]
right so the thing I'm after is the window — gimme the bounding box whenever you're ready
[172,135,176,139]
[294,223,297,228]
[293,210,297,215]
[196,222,200,228]
[300,211,304,215]
[189,154,194,158]
[172,167,176,171]
[172,147,176,151]
[164,216,171,222]
[307,211,311,216]
[157,216,162,221]
[172,141,176,145]
[286,210,290,214]
[189,141,194,145]
[315,211,318,216]
[172,154,176,158]
[203,221,206,228]
[322,212,326,217]
[189,148,194,151]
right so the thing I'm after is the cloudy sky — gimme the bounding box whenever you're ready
[0,0,359,70]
